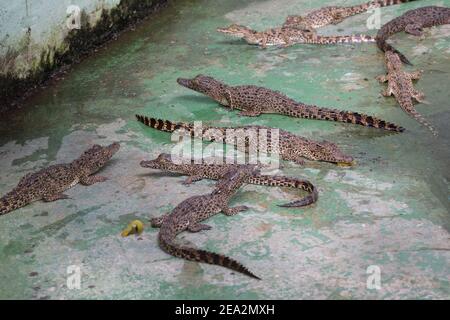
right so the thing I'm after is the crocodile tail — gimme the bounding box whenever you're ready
[0,192,34,215]
[313,34,375,44]
[278,182,319,207]
[135,114,194,133]
[283,104,405,132]
[345,3,373,15]
[400,102,437,136]
[330,110,405,132]
[248,175,318,207]
[370,0,419,8]
[160,234,261,279]
[376,39,412,65]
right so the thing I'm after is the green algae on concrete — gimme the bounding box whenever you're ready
[0,0,169,112]
[0,0,449,299]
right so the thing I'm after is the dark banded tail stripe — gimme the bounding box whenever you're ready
[160,236,260,279]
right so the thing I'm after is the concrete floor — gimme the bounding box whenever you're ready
[0,0,449,299]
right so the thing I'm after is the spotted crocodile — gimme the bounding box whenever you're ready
[151,165,261,279]
[141,153,318,207]
[376,5,450,65]
[216,24,374,48]
[377,51,436,135]
[135,115,354,166]
[283,0,419,31]
[0,143,120,215]
[177,74,405,132]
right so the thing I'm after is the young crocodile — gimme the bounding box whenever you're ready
[216,24,374,48]
[376,51,436,135]
[177,74,405,132]
[0,143,120,215]
[141,153,318,207]
[151,165,260,279]
[135,115,354,166]
[376,6,450,65]
[283,0,419,31]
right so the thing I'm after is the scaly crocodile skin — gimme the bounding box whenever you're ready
[283,0,419,31]
[376,6,450,65]
[0,143,120,215]
[177,74,405,132]
[216,24,374,48]
[135,115,354,166]
[151,165,261,279]
[377,51,436,135]
[141,153,318,207]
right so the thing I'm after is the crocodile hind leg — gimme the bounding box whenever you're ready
[80,175,108,185]
[183,175,204,185]
[187,223,212,232]
[405,23,423,36]
[239,110,262,117]
[381,88,392,97]
[381,82,396,97]
[223,205,249,216]
[409,70,423,80]
[412,89,426,103]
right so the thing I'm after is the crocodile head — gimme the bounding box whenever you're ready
[140,153,182,172]
[308,141,353,165]
[216,24,255,38]
[288,139,353,165]
[177,75,230,106]
[74,142,120,174]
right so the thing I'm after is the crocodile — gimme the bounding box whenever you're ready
[283,0,419,31]
[141,153,318,207]
[135,115,354,166]
[376,50,436,135]
[151,165,260,279]
[177,75,405,132]
[216,24,374,48]
[0,143,120,216]
[376,6,450,65]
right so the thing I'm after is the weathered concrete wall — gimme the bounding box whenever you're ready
[0,0,168,112]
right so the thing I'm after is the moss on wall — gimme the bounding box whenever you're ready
[0,0,169,113]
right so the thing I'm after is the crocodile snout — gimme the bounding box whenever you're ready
[140,160,154,168]
[176,77,194,89]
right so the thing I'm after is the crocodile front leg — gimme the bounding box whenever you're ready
[280,33,293,48]
[222,205,249,216]
[80,175,108,186]
[43,193,70,202]
[376,74,389,83]
[381,81,396,97]
[183,175,204,185]
[281,151,305,165]
[261,34,268,49]
[239,110,262,117]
